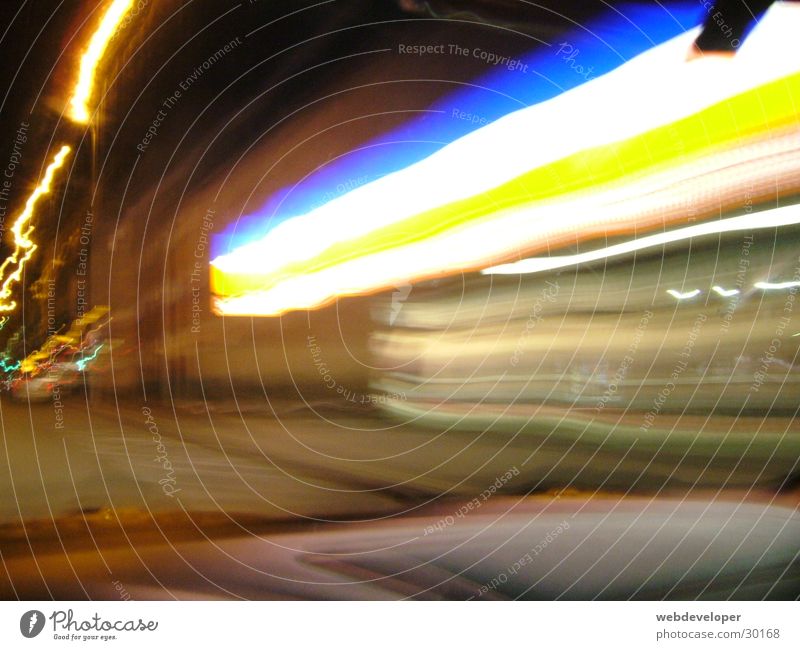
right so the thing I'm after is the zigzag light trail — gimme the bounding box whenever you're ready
[0,145,71,312]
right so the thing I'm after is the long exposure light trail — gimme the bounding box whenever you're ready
[0,1,138,318]
[711,286,740,297]
[211,2,800,317]
[68,0,134,123]
[0,145,71,312]
[76,343,104,371]
[481,206,800,276]
[755,280,800,291]
[667,289,702,300]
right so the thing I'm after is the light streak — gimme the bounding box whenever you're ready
[68,0,134,123]
[0,145,71,312]
[0,358,20,373]
[76,344,104,372]
[711,285,740,297]
[482,206,800,276]
[667,289,702,300]
[754,280,800,290]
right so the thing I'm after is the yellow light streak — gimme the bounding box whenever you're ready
[68,0,134,124]
[0,145,71,312]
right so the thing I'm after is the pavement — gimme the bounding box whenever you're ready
[1,389,796,530]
